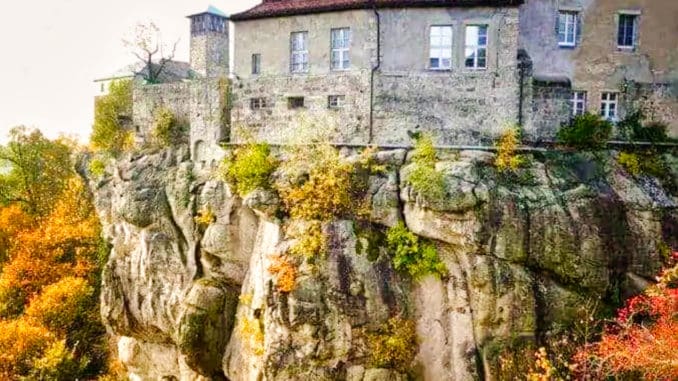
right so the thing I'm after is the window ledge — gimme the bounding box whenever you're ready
[558,43,577,49]
[616,46,636,52]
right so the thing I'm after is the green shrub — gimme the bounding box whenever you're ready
[151,107,185,147]
[557,113,612,150]
[90,80,133,157]
[618,110,669,143]
[407,135,446,202]
[367,317,418,373]
[221,143,277,197]
[617,152,641,176]
[386,222,446,279]
[88,158,106,178]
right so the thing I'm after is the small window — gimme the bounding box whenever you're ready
[328,95,345,109]
[250,97,267,110]
[571,91,587,116]
[557,11,578,47]
[288,97,305,109]
[252,54,261,75]
[430,26,453,70]
[600,92,618,121]
[331,28,351,70]
[290,31,309,73]
[617,14,637,49]
[465,25,488,69]
[100,82,105,93]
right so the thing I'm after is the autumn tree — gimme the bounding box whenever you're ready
[90,79,134,157]
[123,21,179,84]
[0,129,110,379]
[0,127,72,217]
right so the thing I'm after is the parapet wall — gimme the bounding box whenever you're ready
[132,78,228,167]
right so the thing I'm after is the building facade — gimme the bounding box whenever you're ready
[109,0,677,156]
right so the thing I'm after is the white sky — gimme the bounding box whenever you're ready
[0,0,258,143]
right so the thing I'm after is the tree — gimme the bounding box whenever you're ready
[0,127,72,216]
[90,79,133,157]
[123,22,179,84]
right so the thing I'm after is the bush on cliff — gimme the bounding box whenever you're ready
[386,222,446,279]
[406,134,446,203]
[151,107,187,147]
[557,113,612,150]
[618,109,669,143]
[221,142,277,197]
[367,316,418,373]
[495,126,526,172]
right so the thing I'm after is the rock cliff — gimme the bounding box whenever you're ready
[89,146,678,380]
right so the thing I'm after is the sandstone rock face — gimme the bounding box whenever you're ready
[91,147,677,380]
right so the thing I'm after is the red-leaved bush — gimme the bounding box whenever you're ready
[573,252,678,380]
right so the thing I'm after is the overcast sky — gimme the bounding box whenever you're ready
[0,0,258,143]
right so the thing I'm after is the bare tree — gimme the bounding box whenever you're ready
[123,22,179,84]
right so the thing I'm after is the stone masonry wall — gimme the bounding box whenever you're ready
[522,78,573,141]
[231,72,371,144]
[372,7,521,145]
[132,79,227,167]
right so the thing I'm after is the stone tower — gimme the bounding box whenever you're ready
[187,6,229,78]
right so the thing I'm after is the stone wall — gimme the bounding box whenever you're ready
[522,77,573,141]
[132,79,227,167]
[231,72,371,144]
[190,31,230,79]
[372,7,521,145]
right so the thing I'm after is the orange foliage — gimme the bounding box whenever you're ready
[267,255,297,293]
[574,253,678,380]
[0,318,55,379]
[0,178,100,314]
[25,276,93,334]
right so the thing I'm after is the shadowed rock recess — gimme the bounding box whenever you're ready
[89,146,678,381]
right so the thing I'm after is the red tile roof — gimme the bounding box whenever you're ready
[231,0,523,21]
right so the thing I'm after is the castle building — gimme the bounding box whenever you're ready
[103,1,677,158]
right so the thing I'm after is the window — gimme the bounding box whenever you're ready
[617,14,637,48]
[331,28,351,70]
[100,82,105,93]
[191,14,227,35]
[465,25,488,69]
[600,92,618,121]
[429,26,453,70]
[250,98,267,110]
[557,11,578,47]
[288,97,305,109]
[252,54,261,75]
[290,31,309,73]
[571,91,587,116]
[328,95,345,109]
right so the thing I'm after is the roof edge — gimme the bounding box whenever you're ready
[231,0,524,21]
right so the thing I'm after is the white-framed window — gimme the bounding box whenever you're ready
[571,91,587,116]
[252,54,261,75]
[617,13,637,49]
[600,92,618,121]
[557,11,578,47]
[290,31,309,73]
[328,95,345,109]
[288,97,305,109]
[429,25,453,70]
[330,28,350,70]
[250,97,268,110]
[464,25,488,69]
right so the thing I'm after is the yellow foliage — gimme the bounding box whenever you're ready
[0,318,55,379]
[617,152,641,176]
[367,317,418,373]
[194,207,216,228]
[267,255,297,293]
[288,221,326,259]
[527,347,560,381]
[29,339,81,380]
[495,126,525,172]
[25,276,93,334]
[277,143,354,221]
[240,316,265,356]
